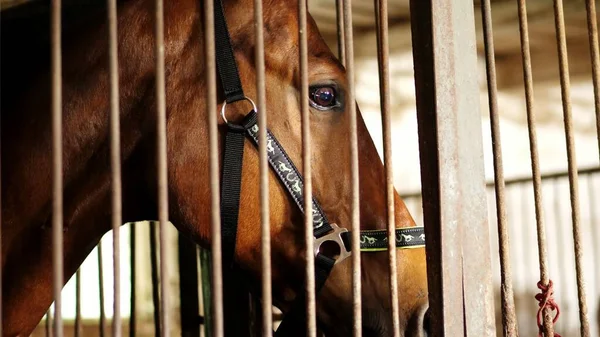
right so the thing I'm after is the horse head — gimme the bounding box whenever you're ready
[0,0,429,335]
[178,0,431,335]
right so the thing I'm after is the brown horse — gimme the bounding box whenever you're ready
[1,0,430,336]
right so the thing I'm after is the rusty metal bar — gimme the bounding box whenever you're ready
[150,222,161,337]
[515,0,556,334]
[335,0,346,66]
[254,0,272,335]
[588,174,599,290]
[480,0,518,334]
[298,0,316,335]
[51,0,64,334]
[342,1,362,335]
[409,0,495,335]
[0,113,2,337]
[46,308,53,337]
[552,179,571,332]
[552,0,590,335]
[154,0,170,332]
[98,242,106,337]
[203,0,224,334]
[373,0,399,335]
[75,270,82,337]
[129,223,137,337]
[585,0,600,159]
[107,0,122,334]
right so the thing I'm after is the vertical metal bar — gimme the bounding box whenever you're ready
[335,0,346,66]
[254,0,272,335]
[552,1,590,335]
[585,0,600,159]
[98,242,106,337]
[51,0,64,334]
[588,174,599,294]
[515,0,556,334]
[154,0,170,332]
[409,0,463,334]
[0,112,2,337]
[150,222,162,337]
[552,179,571,332]
[107,0,122,334]
[373,0,399,335]
[199,249,214,337]
[178,234,200,337]
[342,1,361,336]
[409,0,495,335]
[46,308,53,337]
[298,1,316,336]
[480,0,518,334]
[204,0,224,335]
[129,223,137,337]
[75,270,82,337]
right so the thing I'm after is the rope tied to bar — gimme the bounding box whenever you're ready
[535,279,561,337]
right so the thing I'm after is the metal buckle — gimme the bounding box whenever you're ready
[314,224,352,265]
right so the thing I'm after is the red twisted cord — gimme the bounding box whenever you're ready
[535,279,561,337]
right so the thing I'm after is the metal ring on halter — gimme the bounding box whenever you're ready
[220,96,258,124]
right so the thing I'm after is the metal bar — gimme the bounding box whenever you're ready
[0,105,2,337]
[98,242,106,337]
[51,0,64,334]
[515,0,555,333]
[75,269,82,337]
[204,0,224,334]
[254,0,272,335]
[154,0,170,332]
[552,179,571,332]
[342,1,361,335]
[129,222,137,337]
[373,0,399,335]
[298,1,316,336]
[199,249,213,337]
[409,0,495,335]
[335,0,346,66]
[178,233,200,337]
[588,174,599,294]
[479,0,518,334]
[408,0,463,334]
[552,0,590,335]
[46,308,53,337]
[107,0,122,333]
[585,0,600,160]
[150,222,162,337]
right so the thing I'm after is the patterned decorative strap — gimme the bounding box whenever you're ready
[357,227,426,251]
[244,112,334,238]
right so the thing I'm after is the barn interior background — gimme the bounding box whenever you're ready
[1,0,598,336]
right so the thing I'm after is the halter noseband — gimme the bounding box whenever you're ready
[211,0,425,333]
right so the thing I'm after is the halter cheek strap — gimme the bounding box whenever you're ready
[211,0,425,334]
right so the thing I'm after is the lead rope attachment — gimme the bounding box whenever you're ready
[535,279,561,337]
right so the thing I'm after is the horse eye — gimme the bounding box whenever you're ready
[309,86,338,110]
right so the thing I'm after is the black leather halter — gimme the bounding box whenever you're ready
[212,0,425,334]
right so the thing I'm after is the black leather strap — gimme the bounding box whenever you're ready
[214,0,245,103]
[273,254,336,337]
